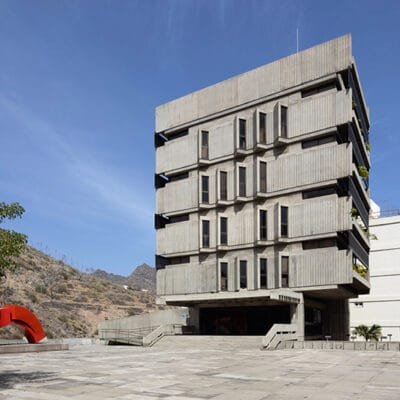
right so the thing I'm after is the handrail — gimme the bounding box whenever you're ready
[262,323,297,350]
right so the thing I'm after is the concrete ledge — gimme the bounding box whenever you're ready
[282,340,400,351]
[0,343,68,354]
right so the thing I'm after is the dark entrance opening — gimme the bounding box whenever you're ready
[199,305,290,335]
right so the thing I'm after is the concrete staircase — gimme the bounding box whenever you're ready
[153,335,265,351]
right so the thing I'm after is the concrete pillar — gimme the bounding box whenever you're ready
[188,306,200,333]
[291,294,304,340]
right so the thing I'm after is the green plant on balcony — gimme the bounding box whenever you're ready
[352,99,357,110]
[350,207,359,220]
[365,142,371,152]
[353,263,368,278]
[358,165,369,179]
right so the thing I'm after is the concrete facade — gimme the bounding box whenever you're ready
[350,215,400,340]
[155,34,371,340]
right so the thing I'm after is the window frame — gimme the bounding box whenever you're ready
[259,209,268,241]
[259,258,268,289]
[239,259,248,290]
[280,205,289,238]
[201,175,209,204]
[219,215,228,246]
[201,219,210,249]
[238,118,247,150]
[280,255,289,288]
[219,261,229,292]
[201,130,209,160]
[219,170,228,201]
[236,164,247,198]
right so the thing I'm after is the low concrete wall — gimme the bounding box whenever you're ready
[282,340,400,351]
[98,308,189,332]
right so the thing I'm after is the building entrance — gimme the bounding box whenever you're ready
[199,305,290,335]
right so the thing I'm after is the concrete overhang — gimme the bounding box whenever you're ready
[159,289,302,306]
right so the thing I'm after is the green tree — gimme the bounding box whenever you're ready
[0,202,28,279]
[352,324,382,342]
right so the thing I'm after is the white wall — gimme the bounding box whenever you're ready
[350,216,400,340]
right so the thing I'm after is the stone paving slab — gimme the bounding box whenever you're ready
[1,343,400,399]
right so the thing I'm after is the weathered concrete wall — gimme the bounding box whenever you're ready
[98,309,189,331]
[156,35,352,132]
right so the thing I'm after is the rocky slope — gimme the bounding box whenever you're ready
[0,246,161,339]
[91,263,156,291]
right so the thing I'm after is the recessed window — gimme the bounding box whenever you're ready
[220,171,228,201]
[239,260,247,289]
[302,187,337,199]
[220,217,228,245]
[302,135,336,149]
[259,161,267,193]
[202,220,210,248]
[220,262,228,292]
[201,176,209,204]
[239,119,247,149]
[280,206,288,238]
[301,80,337,98]
[168,256,190,265]
[168,172,189,182]
[281,256,289,288]
[201,130,209,159]
[168,214,190,224]
[238,166,246,197]
[280,106,288,139]
[302,238,337,250]
[259,210,267,241]
[168,129,189,141]
[259,112,266,143]
[260,258,267,289]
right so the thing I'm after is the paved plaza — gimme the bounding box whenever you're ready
[1,339,400,399]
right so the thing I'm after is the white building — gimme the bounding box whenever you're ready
[350,212,400,340]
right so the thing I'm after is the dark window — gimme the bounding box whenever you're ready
[168,129,188,141]
[259,210,267,241]
[168,214,190,224]
[259,112,266,143]
[281,256,289,288]
[302,135,336,149]
[201,130,209,159]
[220,171,227,201]
[302,187,337,199]
[201,176,209,204]
[168,256,190,265]
[220,217,228,245]
[202,220,210,248]
[240,260,247,289]
[168,172,189,182]
[301,80,337,98]
[259,161,267,193]
[281,206,288,237]
[239,166,246,197]
[239,119,246,149]
[280,106,288,138]
[302,238,337,250]
[220,262,228,291]
[260,258,267,289]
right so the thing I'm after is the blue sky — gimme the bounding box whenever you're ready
[1,0,399,275]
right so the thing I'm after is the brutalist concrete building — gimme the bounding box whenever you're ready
[155,34,370,340]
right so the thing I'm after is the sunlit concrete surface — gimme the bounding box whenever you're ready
[1,343,400,399]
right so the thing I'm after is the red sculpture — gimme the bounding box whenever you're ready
[0,305,46,344]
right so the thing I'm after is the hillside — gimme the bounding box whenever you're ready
[0,246,162,339]
[91,263,156,291]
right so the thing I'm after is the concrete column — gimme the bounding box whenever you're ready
[188,306,200,333]
[291,294,304,340]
